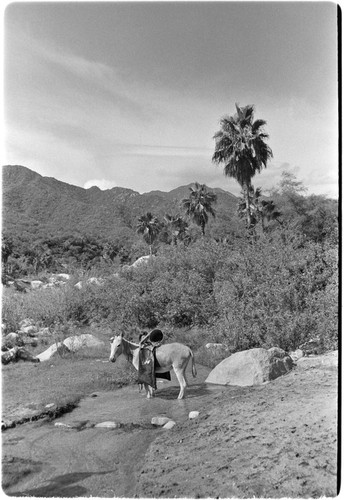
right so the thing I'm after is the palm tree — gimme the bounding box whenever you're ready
[212,103,273,228]
[182,182,217,236]
[164,214,188,245]
[136,212,161,255]
[237,186,282,231]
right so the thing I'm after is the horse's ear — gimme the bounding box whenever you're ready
[110,337,114,342]
[119,332,123,338]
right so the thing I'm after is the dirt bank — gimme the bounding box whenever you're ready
[135,352,338,498]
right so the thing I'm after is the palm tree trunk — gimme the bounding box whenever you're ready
[201,221,205,236]
[245,183,252,229]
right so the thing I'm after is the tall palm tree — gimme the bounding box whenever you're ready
[136,212,161,255]
[182,182,217,236]
[212,103,273,227]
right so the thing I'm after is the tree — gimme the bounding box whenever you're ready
[270,171,338,243]
[237,186,282,232]
[1,235,14,281]
[212,103,273,228]
[164,214,188,245]
[278,170,307,195]
[182,182,217,236]
[136,212,161,254]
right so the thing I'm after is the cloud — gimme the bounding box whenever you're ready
[83,179,116,190]
[125,145,213,158]
[4,12,338,200]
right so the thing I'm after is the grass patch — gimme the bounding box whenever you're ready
[2,327,137,424]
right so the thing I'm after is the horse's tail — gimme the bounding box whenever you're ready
[190,348,197,378]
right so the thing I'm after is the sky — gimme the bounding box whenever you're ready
[3,1,339,198]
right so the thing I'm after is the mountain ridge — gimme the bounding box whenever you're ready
[2,165,239,244]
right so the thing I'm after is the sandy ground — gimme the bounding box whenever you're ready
[135,353,338,498]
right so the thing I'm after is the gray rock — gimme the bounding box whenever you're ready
[2,346,39,364]
[163,420,176,429]
[4,332,24,347]
[55,273,70,281]
[289,349,304,361]
[36,327,50,336]
[131,255,152,268]
[299,338,323,355]
[206,347,293,387]
[37,343,70,362]
[19,318,35,328]
[2,347,18,364]
[31,280,43,289]
[189,411,199,419]
[20,325,37,336]
[205,343,226,350]
[86,277,104,286]
[63,334,104,351]
[37,334,103,361]
[95,421,118,428]
[151,416,171,426]
[25,337,38,347]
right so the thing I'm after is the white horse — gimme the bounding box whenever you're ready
[109,334,197,399]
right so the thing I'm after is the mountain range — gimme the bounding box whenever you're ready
[2,165,240,244]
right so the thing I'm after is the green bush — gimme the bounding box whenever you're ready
[2,230,338,355]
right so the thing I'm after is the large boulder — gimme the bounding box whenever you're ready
[131,255,153,268]
[205,347,293,387]
[2,346,40,364]
[37,334,104,361]
[2,347,19,364]
[36,343,70,362]
[4,332,24,348]
[63,334,104,351]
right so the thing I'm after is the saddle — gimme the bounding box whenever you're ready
[137,330,171,389]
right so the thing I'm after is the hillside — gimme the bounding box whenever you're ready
[2,165,239,244]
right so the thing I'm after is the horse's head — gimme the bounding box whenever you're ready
[109,334,123,362]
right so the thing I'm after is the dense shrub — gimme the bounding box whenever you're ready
[212,231,338,351]
[2,229,338,354]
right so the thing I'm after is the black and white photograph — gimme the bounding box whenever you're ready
[2,1,339,498]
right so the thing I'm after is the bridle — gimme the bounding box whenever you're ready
[110,336,139,363]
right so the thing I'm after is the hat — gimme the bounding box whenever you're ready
[149,329,163,342]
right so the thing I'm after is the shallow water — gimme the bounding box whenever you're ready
[2,363,226,497]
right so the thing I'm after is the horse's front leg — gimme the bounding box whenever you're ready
[144,383,155,399]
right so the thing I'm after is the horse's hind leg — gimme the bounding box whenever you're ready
[174,368,187,399]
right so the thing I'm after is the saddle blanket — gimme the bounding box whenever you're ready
[138,346,171,389]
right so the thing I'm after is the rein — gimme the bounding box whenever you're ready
[121,337,139,363]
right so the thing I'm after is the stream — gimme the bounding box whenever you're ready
[2,364,225,497]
